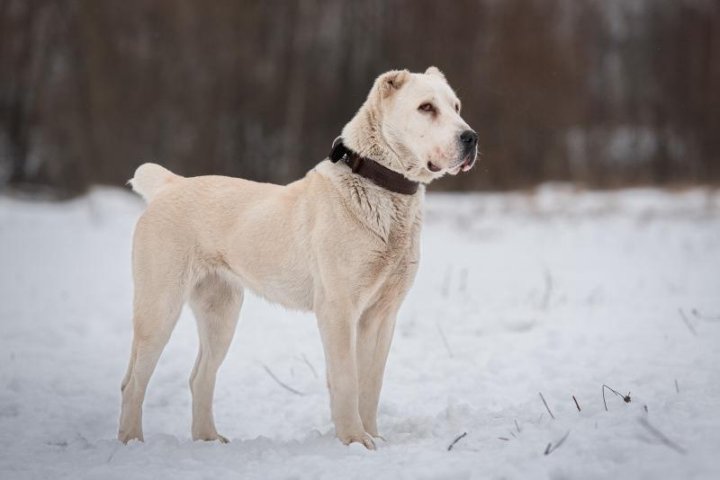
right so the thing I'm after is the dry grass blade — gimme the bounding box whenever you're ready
[539,392,555,419]
[261,364,304,396]
[638,417,686,454]
[678,308,697,335]
[458,268,468,294]
[602,384,631,411]
[300,354,318,379]
[435,322,454,358]
[441,266,453,298]
[540,269,553,310]
[544,431,570,455]
[447,432,467,451]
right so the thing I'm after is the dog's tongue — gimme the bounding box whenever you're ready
[461,159,474,172]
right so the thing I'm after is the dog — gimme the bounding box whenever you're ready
[118,66,477,449]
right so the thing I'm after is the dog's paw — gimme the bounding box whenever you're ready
[339,431,376,450]
[193,432,229,443]
[117,429,143,444]
[362,426,386,442]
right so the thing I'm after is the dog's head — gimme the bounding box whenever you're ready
[345,67,478,184]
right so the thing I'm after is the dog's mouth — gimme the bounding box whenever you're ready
[460,154,476,172]
[447,154,476,176]
[428,151,477,175]
[427,161,442,173]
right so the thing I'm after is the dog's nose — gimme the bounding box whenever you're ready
[459,130,478,150]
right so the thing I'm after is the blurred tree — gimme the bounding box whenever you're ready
[0,0,718,197]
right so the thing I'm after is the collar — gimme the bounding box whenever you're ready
[328,138,419,195]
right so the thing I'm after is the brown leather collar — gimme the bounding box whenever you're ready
[329,138,419,195]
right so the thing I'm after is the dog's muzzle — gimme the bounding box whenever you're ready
[458,130,478,172]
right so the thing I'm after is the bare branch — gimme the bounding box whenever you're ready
[572,395,581,412]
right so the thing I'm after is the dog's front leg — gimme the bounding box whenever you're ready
[357,302,399,439]
[316,298,375,449]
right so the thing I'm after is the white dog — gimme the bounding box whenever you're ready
[118,66,477,449]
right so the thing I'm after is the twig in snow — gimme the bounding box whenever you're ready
[602,384,631,411]
[572,395,581,412]
[498,436,510,441]
[510,431,517,439]
[447,432,467,451]
[544,431,570,455]
[435,322,454,358]
[261,364,304,396]
[638,417,686,454]
[300,354,318,379]
[539,392,555,419]
[678,308,697,336]
[514,419,522,433]
[674,379,680,394]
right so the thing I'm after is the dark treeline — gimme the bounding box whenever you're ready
[1,0,718,196]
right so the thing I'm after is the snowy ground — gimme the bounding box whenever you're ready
[1,186,719,479]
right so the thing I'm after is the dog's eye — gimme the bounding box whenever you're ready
[418,103,435,114]
[454,103,460,113]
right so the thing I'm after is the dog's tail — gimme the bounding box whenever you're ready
[128,163,180,202]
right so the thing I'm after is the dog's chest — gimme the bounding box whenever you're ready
[361,197,423,290]
[333,169,424,294]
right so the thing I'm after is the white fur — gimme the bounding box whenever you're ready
[129,163,177,202]
[118,67,476,449]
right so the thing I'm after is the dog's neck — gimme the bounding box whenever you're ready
[321,105,424,242]
[330,139,419,195]
[340,105,406,177]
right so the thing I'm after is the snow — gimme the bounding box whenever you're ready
[1,186,719,479]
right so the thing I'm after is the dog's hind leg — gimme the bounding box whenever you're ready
[118,232,188,444]
[188,271,243,442]
[118,289,184,443]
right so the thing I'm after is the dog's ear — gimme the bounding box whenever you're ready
[425,66,446,81]
[376,69,410,98]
